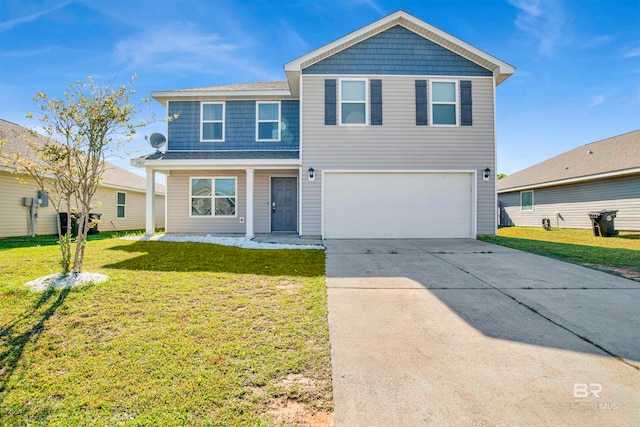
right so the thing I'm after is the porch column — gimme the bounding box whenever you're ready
[245,168,254,238]
[145,168,155,236]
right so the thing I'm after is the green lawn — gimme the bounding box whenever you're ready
[0,235,332,426]
[480,227,640,278]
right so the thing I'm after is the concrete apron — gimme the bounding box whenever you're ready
[325,239,640,426]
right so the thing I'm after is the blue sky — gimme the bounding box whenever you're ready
[1,0,638,178]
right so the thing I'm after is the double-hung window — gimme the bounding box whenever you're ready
[201,102,224,141]
[116,192,126,219]
[256,102,280,141]
[190,177,237,217]
[431,81,458,126]
[340,79,367,125]
[520,190,534,211]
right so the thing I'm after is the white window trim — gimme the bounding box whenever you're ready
[256,101,281,142]
[200,102,225,142]
[116,191,126,219]
[189,176,238,218]
[520,190,534,212]
[339,78,368,126]
[430,80,459,127]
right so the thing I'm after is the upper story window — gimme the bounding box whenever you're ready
[256,102,280,141]
[190,177,237,217]
[201,102,225,141]
[116,192,126,219]
[520,190,534,211]
[340,79,367,125]
[431,81,458,126]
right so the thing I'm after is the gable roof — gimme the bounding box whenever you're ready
[0,119,165,194]
[284,10,514,87]
[498,130,640,193]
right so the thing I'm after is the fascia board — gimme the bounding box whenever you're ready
[130,158,301,170]
[497,168,640,193]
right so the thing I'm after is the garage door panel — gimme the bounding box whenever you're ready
[324,172,472,238]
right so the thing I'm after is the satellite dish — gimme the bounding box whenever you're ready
[147,133,166,153]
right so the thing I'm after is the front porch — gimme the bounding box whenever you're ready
[143,166,302,238]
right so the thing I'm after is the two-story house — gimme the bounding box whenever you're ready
[132,10,514,239]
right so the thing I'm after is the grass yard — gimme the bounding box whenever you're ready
[0,235,332,426]
[480,227,640,280]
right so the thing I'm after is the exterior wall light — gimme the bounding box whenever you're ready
[483,167,491,181]
[308,167,315,181]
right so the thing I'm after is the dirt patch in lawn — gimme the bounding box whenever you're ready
[583,264,640,282]
[276,278,304,291]
[268,397,334,426]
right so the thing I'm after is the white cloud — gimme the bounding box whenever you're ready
[113,22,281,81]
[507,0,569,55]
[0,2,70,32]
[623,45,640,58]
[114,23,236,70]
[344,0,385,15]
[588,95,605,108]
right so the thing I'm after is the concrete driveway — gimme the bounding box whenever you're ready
[325,239,640,426]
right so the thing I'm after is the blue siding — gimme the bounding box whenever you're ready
[302,25,492,76]
[167,100,299,151]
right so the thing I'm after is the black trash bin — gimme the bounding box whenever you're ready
[58,212,102,236]
[87,213,102,235]
[58,212,79,236]
[588,210,619,237]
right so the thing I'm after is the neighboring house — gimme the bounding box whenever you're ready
[0,119,166,238]
[132,10,514,239]
[498,130,640,231]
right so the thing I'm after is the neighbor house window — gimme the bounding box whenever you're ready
[201,102,224,141]
[190,177,236,217]
[340,79,367,124]
[431,81,457,126]
[521,190,534,211]
[256,102,280,141]
[116,192,126,218]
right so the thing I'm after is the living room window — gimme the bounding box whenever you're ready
[256,102,280,141]
[201,102,225,141]
[190,177,236,217]
[340,79,367,125]
[431,81,458,126]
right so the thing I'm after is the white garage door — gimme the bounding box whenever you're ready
[323,172,473,238]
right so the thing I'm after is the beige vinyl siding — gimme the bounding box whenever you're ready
[0,171,165,237]
[300,75,496,236]
[166,170,246,234]
[499,175,640,231]
[92,187,165,232]
[0,172,58,237]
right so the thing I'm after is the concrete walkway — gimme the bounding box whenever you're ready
[325,239,640,426]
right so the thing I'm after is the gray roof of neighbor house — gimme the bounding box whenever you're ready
[0,119,165,194]
[498,129,640,192]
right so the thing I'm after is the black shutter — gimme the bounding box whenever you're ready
[415,80,428,126]
[325,79,337,125]
[370,79,382,125]
[460,80,472,126]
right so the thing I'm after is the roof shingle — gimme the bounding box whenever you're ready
[498,130,640,192]
[0,119,165,194]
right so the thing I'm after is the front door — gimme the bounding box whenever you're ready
[271,177,297,232]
